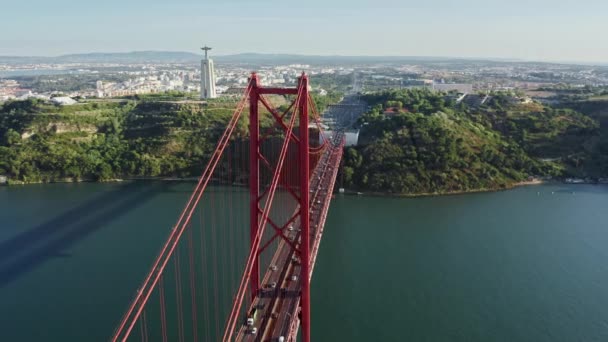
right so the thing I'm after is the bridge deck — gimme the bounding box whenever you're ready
[236,133,344,342]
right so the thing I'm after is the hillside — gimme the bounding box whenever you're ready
[0,89,603,193]
[0,98,243,183]
[0,91,339,184]
[342,89,599,195]
[0,51,201,64]
[557,97,608,177]
[514,85,608,177]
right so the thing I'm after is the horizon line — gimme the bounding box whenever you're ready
[0,50,606,67]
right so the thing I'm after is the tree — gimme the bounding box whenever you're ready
[342,166,354,186]
[3,129,21,146]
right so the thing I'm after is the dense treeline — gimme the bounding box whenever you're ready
[0,94,310,183]
[0,90,342,184]
[1,88,603,193]
[341,89,599,194]
[310,91,343,114]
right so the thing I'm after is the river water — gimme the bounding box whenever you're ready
[1,182,608,341]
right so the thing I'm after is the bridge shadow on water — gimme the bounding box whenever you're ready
[0,181,172,288]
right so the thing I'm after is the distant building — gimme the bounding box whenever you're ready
[51,97,77,105]
[200,46,217,99]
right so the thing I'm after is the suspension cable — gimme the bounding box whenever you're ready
[111,83,253,342]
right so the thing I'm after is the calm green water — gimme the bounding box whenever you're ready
[2,182,608,341]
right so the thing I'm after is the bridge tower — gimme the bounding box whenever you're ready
[247,72,312,342]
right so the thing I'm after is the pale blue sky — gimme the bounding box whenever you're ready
[1,0,607,63]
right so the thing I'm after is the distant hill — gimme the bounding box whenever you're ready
[0,51,457,65]
[0,51,201,64]
[57,51,201,63]
[213,53,467,65]
[0,51,604,67]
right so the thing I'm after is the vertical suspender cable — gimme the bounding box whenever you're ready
[159,278,168,342]
[228,147,236,292]
[210,189,221,338]
[111,84,252,342]
[174,252,184,342]
[141,309,148,342]
[199,208,211,342]
[138,310,146,342]
[220,152,228,318]
[186,228,198,342]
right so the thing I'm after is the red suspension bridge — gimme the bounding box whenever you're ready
[111,73,355,342]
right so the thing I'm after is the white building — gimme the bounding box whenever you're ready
[51,97,77,106]
[200,46,217,99]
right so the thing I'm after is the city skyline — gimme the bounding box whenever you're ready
[2,0,608,64]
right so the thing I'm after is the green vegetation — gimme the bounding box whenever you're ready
[120,90,202,102]
[550,86,608,177]
[2,87,604,195]
[342,89,599,194]
[0,92,340,184]
[310,91,343,114]
[0,98,237,183]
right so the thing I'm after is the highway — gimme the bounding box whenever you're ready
[235,132,344,342]
[235,91,365,341]
[322,96,367,129]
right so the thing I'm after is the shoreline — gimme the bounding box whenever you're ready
[2,177,604,198]
[1,176,199,186]
[340,179,550,198]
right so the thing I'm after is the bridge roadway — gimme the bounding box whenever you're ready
[323,95,368,130]
[236,132,345,342]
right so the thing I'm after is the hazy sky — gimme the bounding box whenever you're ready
[2,0,607,63]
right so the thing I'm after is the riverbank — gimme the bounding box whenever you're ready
[341,179,549,198]
[3,177,124,185]
[1,176,599,200]
[1,175,241,186]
